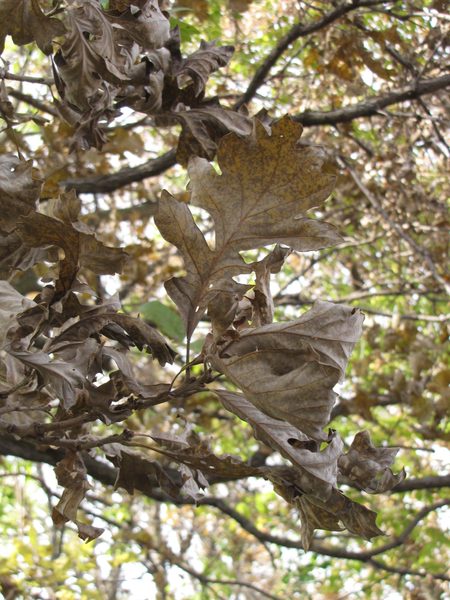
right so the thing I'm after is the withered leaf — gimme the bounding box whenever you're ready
[155,190,247,337]
[251,245,291,327]
[327,489,384,540]
[270,471,383,548]
[0,155,54,278]
[218,390,342,494]
[295,491,384,550]
[210,301,364,441]
[102,346,170,400]
[50,306,175,366]
[105,443,206,501]
[158,105,254,164]
[55,0,131,112]
[108,0,170,50]
[296,495,344,551]
[338,430,406,493]
[105,444,175,495]
[17,191,127,293]
[0,281,36,348]
[0,155,42,233]
[178,464,209,501]
[188,117,340,252]
[7,347,86,409]
[207,278,252,339]
[0,0,65,55]
[116,49,170,113]
[174,40,234,97]
[150,426,262,482]
[52,452,104,542]
[155,117,340,337]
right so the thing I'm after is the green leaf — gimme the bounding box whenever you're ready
[139,300,185,342]
[169,17,201,42]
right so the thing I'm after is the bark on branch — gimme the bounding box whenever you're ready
[64,148,177,194]
[64,75,450,195]
[295,74,450,126]
[0,433,449,579]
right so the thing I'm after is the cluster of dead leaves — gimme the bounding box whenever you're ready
[151,117,405,548]
[0,6,406,545]
[0,0,252,156]
[0,152,176,540]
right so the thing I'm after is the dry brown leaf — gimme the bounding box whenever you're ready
[338,430,406,493]
[158,105,254,164]
[105,442,209,501]
[210,301,363,441]
[251,245,291,327]
[270,472,383,548]
[150,426,262,481]
[155,117,341,337]
[0,0,65,55]
[17,191,127,293]
[0,281,36,348]
[52,451,104,542]
[207,278,252,339]
[7,347,86,409]
[0,155,42,233]
[108,0,170,50]
[49,305,175,366]
[54,0,130,112]
[102,346,170,400]
[296,495,344,551]
[188,117,340,252]
[174,40,234,97]
[218,390,342,494]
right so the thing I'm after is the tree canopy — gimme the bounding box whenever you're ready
[0,1,448,598]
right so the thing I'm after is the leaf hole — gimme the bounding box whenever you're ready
[287,439,318,452]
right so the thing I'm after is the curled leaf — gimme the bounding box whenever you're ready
[174,40,234,97]
[218,390,342,491]
[210,301,364,441]
[17,191,128,294]
[0,0,65,55]
[52,452,104,542]
[338,430,406,493]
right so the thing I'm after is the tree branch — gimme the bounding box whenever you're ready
[392,474,450,493]
[62,74,450,195]
[64,148,177,194]
[275,289,447,307]
[295,75,450,126]
[7,88,59,117]
[234,0,393,109]
[0,433,449,581]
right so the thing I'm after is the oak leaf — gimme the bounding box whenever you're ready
[49,304,175,366]
[0,155,42,232]
[17,191,128,294]
[54,0,131,112]
[338,430,406,493]
[52,451,104,542]
[155,117,341,337]
[218,390,342,494]
[210,301,364,441]
[251,245,291,327]
[173,40,234,97]
[0,0,65,55]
